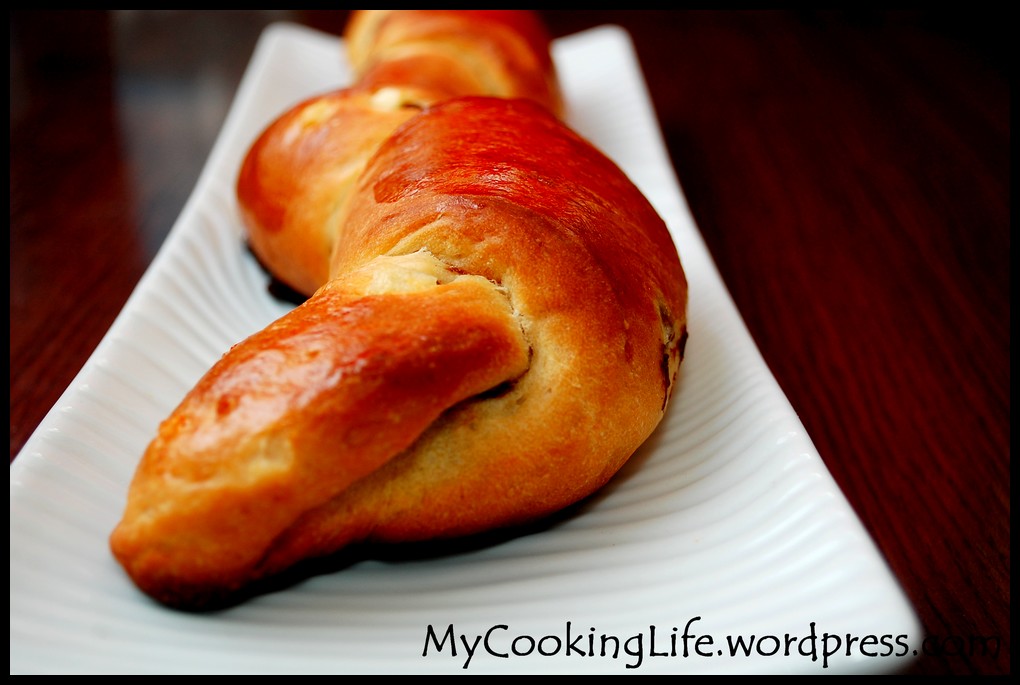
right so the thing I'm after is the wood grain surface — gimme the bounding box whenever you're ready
[9,10,1009,675]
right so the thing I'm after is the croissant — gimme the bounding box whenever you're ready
[238,9,562,297]
[345,9,563,115]
[109,11,688,610]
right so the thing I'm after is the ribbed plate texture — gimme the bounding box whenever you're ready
[10,23,921,674]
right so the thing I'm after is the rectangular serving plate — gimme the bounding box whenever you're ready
[9,22,921,675]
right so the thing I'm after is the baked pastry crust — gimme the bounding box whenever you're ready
[110,13,687,610]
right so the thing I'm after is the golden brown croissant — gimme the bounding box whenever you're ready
[346,9,563,115]
[110,12,687,610]
[238,9,562,298]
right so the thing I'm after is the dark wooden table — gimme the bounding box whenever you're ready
[10,10,1009,676]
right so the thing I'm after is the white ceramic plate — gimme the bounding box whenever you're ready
[10,23,921,674]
